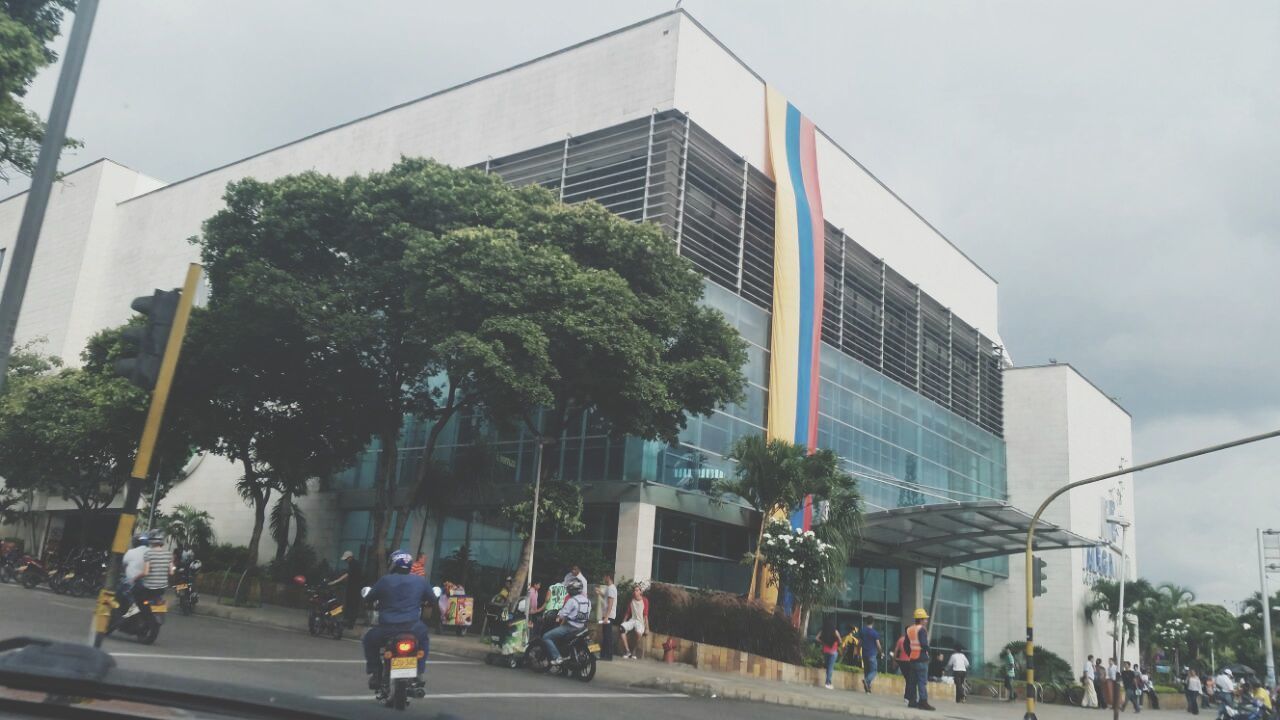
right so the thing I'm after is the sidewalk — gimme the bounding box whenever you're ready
[191,602,1127,720]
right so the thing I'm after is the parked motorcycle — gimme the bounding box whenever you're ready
[0,549,22,584]
[361,586,427,711]
[294,575,344,640]
[106,589,167,644]
[16,555,48,589]
[173,559,201,615]
[523,615,598,682]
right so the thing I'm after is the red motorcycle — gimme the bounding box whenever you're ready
[293,575,344,640]
[16,555,49,590]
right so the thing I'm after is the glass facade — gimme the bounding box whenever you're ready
[651,509,751,593]
[330,110,1009,652]
[923,573,985,670]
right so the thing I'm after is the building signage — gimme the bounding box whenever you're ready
[1083,492,1121,585]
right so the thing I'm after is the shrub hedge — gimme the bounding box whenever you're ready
[641,582,804,664]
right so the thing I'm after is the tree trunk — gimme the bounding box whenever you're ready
[506,532,536,613]
[245,488,268,568]
[369,427,400,571]
[747,514,767,600]
[390,406,459,553]
[274,490,293,562]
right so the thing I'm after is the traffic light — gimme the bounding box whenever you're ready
[1032,555,1048,597]
[114,289,181,390]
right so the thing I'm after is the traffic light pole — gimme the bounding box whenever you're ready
[0,0,99,393]
[1020,427,1280,720]
[91,264,201,647]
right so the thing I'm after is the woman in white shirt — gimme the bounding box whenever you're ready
[945,646,971,703]
[1184,669,1202,716]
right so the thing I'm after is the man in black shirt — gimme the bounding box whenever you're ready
[1120,661,1141,713]
[328,550,363,629]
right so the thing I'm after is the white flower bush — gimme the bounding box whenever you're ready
[757,518,836,611]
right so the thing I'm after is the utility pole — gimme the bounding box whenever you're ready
[0,0,99,391]
[1258,529,1277,689]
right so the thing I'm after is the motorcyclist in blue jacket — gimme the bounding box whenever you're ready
[361,549,437,689]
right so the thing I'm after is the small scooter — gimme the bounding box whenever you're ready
[107,588,167,644]
[295,575,345,640]
[361,586,427,711]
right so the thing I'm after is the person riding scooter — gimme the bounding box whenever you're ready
[117,533,150,618]
[543,578,590,667]
[361,550,438,690]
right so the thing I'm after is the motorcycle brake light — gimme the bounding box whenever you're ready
[396,640,414,654]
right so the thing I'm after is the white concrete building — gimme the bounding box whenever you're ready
[0,10,1135,672]
[984,363,1138,671]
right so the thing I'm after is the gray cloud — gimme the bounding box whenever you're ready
[16,0,1280,603]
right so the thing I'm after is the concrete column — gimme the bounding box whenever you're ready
[615,501,656,583]
[900,567,924,625]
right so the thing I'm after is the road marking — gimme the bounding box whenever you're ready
[112,653,474,665]
[318,692,688,701]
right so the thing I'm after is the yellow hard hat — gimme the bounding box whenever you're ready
[914,608,929,620]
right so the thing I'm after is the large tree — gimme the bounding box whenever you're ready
[0,0,79,181]
[0,332,190,544]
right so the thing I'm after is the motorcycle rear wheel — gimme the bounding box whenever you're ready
[574,653,597,682]
[391,679,407,710]
[138,620,160,645]
[307,611,319,636]
[330,622,343,640]
[20,572,39,589]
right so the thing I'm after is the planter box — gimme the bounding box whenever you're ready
[635,631,954,702]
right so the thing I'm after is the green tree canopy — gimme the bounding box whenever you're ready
[0,333,191,543]
[0,0,79,181]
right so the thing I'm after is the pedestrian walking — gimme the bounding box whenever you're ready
[1097,659,1110,710]
[1120,661,1141,713]
[1185,668,1201,715]
[1108,657,1120,708]
[818,615,841,689]
[859,617,881,693]
[599,573,617,661]
[946,645,970,703]
[1083,654,1099,708]
[904,608,935,711]
[1000,647,1017,701]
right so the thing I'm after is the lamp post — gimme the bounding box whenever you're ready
[1107,515,1131,720]
[1258,529,1277,689]
[1206,631,1215,673]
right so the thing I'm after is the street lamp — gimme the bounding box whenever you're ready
[1206,631,1215,673]
[1106,515,1131,720]
[1258,529,1278,690]
[1107,516,1132,674]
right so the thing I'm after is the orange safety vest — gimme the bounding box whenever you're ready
[904,624,925,661]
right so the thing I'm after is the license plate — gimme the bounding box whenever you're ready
[329,606,343,616]
[389,656,417,679]
[151,603,167,614]
[587,643,601,653]
[174,584,188,591]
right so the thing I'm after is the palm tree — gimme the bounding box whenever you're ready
[1084,578,1157,649]
[159,504,216,552]
[712,435,861,601]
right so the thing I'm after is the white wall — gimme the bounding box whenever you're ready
[985,364,1137,671]
[669,14,1001,343]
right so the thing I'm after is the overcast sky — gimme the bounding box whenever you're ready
[17,1,1280,607]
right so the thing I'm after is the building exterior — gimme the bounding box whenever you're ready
[984,364,1138,671]
[0,11,1134,672]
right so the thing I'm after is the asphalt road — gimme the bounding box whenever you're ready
[0,582,876,719]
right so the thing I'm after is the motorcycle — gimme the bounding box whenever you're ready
[17,555,48,590]
[523,614,598,682]
[107,589,167,644]
[294,575,344,640]
[361,586,427,711]
[173,559,202,615]
[0,549,22,584]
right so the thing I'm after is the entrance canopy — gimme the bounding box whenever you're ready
[858,500,1101,569]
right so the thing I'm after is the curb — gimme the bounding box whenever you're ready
[188,608,933,719]
[632,677,922,719]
